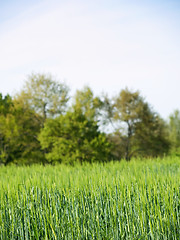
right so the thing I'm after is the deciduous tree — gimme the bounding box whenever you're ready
[16,73,69,123]
[72,86,103,121]
[38,110,112,164]
[107,88,170,160]
[168,110,180,154]
[0,97,43,165]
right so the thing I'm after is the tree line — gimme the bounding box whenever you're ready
[0,73,179,165]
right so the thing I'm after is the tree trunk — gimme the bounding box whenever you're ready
[125,121,132,161]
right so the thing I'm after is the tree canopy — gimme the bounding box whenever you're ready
[38,110,112,164]
[0,73,177,165]
[106,88,170,160]
[168,110,180,154]
[72,86,103,122]
[16,73,69,122]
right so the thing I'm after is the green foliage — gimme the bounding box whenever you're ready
[0,114,18,164]
[0,80,174,164]
[72,86,103,121]
[108,88,170,160]
[38,111,112,164]
[0,93,13,115]
[168,110,180,154]
[135,110,170,157]
[0,98,44,165]
[0,158,179,239]
[16,73,69,121]
[108,131,127,160]
[113,88,144,124]
[0,94,15,164]
[11,100,44,164]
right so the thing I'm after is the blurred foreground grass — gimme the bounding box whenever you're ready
[0,157,180,239]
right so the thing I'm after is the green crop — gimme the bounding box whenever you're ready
[0,157,180,239]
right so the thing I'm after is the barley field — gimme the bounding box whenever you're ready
[0,157,180,239]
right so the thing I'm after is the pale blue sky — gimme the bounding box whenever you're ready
[0,0,180,119]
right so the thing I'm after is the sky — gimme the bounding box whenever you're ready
[0,0,180,119]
